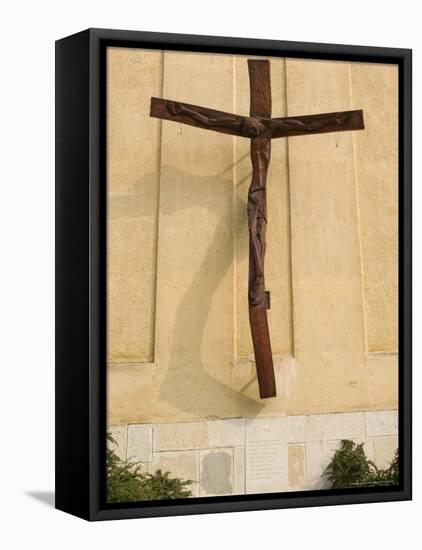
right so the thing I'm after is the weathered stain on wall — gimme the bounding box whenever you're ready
[107,48,398,425]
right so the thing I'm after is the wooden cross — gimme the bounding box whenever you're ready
[150,59,364,399]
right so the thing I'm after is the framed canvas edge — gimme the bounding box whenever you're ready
[56,29,92,521]
[56,28,412,522]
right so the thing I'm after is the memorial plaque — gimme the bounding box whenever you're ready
[246,418,288,494]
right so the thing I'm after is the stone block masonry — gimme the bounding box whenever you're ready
[108,410,398,496]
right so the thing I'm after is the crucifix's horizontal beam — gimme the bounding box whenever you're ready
[150,97,364,140]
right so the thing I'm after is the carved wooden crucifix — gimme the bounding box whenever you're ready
[150,59,364,399]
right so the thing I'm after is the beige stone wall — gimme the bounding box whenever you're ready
[107,48,398,425]
[109,410,398,496]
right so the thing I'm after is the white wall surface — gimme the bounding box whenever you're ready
[0,1,419,549]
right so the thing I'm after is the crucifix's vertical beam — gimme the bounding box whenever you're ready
[247,60,276,398]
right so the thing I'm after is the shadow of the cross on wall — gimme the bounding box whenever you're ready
[108,158,265,418]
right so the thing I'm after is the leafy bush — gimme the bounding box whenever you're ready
[106,435,194,503]
[376,449,399,485]
[323,439,399,489]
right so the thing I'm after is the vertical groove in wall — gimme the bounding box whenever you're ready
[347,62,369,355]
[232,55,238,364]
[282,58,296,357]
[152,50,165,363]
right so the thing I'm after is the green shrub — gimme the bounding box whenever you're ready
[376,448,399,485]
[323,439,399,489]
[106,435,194,502]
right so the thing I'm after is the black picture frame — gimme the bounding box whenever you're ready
[55,28,412,521]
